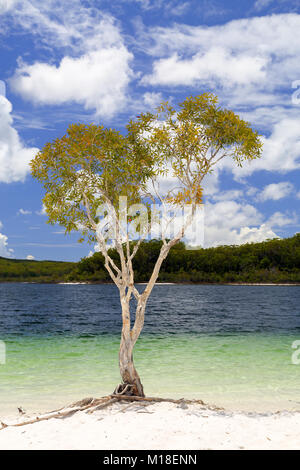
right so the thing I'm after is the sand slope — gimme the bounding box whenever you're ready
[0,401,300,450]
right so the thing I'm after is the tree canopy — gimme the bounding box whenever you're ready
[30,93,263,396]
[31,93,262,247]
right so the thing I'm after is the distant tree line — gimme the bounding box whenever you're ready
[70,234,300,284]
[0,234,299,284]
[0,258,74,283]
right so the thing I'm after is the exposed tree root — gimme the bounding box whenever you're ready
[0,394,221,431]
[86,398,119,414]
[0,396,112,430]
[112,394,202,403]
[113,383,135,396]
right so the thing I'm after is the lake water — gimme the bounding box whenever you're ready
[0,283,299,415]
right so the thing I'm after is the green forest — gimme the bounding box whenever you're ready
[0,258,74,283]
[0,234,299,284]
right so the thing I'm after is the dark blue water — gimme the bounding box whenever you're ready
[0,284,299,414]
[0,283,299,337]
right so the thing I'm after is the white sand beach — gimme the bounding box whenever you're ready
[0,399,300,450]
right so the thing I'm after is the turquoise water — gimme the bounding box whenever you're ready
[0,284,299,414]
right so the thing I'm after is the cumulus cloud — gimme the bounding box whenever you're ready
[11,48,133,117]
[205,223,278,247]
[0,94,38,183]
[26,254,35,260]
[0,233,13,257]
[6,1,133,118]
[142,49,267,87]
[203,200,280,247]
[205,200,262,231]
[142,14,300,88]
[259,182,294,201]
[139,14,300,178]
[0,222,14,257]
[215,116,300,179]
[230,118,300,177]
[267,211,298,227]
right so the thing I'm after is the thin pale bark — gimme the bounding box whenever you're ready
[117,293,145,397]
[84,190,197,397]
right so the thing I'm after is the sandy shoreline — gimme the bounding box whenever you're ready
[0,400,300,450]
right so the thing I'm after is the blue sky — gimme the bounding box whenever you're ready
[0,0,299,261]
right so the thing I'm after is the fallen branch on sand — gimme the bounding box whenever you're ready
[0,394,220,430]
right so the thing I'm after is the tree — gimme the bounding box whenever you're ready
[30,93,262,397]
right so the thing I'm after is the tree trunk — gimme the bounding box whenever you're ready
[116,295,145,397]
[118,331,145,397]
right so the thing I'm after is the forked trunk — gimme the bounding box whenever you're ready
[114,245,172,397]
[116,296,145,397]
[118,331,145,397]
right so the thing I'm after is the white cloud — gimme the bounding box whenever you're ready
[266,211,298,227]
[0,221,13,257]
[203,200,280,247]
[0,0,16,13]
[0,95,38,183]
[1,1,121,52]
[18,208,32,215]
[0,232,14,257]
[142,49,267,87]
[246,186,259,197]
[206,200,263,229]
[143,14,300,87]
[139,14,300,177]
[297,191,300,199]
[230,118,300,177]
[259,182,294,201]
[210,189,244,202]
[236,104,299,132]
[202,171,220,197]
[88,243,101,257]
[26,254,35,260]
[11,48,133,117]
[205,224,278,247]
[260,119,300,173]
[143,91,163,108]
[6,1,134,118]
[141,14,300,117]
